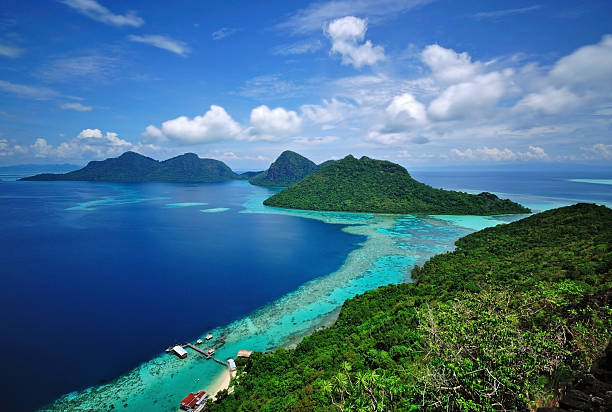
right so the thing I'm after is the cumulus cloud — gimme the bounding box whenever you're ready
[300,98,354,127]
[514,87,580,114]
[77,128,103,139]
[428,71,511,120]
[325,16,385,68]
[550,34,612,90]
[451,145,550,161]
[421,44,482,84]
[384,93,427,128]
[143,105,242,144]
[580,143,612,160]
[5,129,149,161]
[247,105,303,141]
[128,35,190,56]
[61,102,93,112]
[60,0,144,27]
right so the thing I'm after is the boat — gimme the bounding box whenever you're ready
[196,339,203,345]
[205,334,213,340]
[207,348,215,356]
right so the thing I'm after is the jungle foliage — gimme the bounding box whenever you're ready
[249,150,321,187]
[264,155,530,215]
[212,203,611,411]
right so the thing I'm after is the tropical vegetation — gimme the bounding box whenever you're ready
[212,203,611,411]
[264,155,531,215]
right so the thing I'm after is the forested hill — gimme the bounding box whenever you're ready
[212,203,611,411]
[20,152,243,182]
[249,150,321,187]
[264,154,530,215]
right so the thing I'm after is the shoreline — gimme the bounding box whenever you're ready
[206,369,231,400]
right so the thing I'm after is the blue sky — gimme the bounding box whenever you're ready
[0,0,611,169]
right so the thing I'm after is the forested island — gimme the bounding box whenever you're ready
[264,155,530,215]
[20,152,244,183]
[249,150,325,187]
[211,203,611,411]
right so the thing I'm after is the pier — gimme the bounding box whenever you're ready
[184,343,213,359]
[213,358,228,367]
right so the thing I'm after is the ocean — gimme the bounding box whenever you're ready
[0,170,610,411]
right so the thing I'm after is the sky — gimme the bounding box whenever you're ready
[0,0,611,169]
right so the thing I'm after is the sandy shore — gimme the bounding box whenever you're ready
[206,369,232,400]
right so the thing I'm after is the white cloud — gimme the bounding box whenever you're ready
[580,143,612,160]
[61,102,93,112]
[550,34,612,90]
[142,125,166,141]
[0,42,23,58]
[8,130,145,161]
[248,105,303,141]
[472,5,543,20]
[276,0,433,34]
[128,35,190,56]
[212,27,238,40]
[60,0,144,27]
[293,136,339,145]
[39,55,119,83]
[0,80,63,100]
[428,71,510,120]
[385,93,427,125]
[300,98,354,126]
[421,44,482,84]
[77,128,103,139]
[325,16,385,68]
[31,138,54,158]
[451,145,549,161]
[144,105,242,144]
[514,87,580,114]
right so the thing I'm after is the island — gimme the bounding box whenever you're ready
[20,151,245,183]
[211,203,612,411]
[264,154,531,215]
[249,150,327,187]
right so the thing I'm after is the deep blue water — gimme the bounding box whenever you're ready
[0,180,364,411]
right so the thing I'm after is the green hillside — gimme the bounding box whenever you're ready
[212,203,612,411]
[264,155,530,215]
[20,151,241,182]
[249,150,320,187]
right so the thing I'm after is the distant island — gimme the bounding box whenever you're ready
[249,150,326,187]
[211,203,612,411]
[264,155,530,215]
[20,152,245,183]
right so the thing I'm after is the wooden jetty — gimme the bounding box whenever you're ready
[184,343,213,359]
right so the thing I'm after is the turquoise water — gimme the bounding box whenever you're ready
[568,178,612,185]
[165,202,209,208]
[200,207,231,213]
